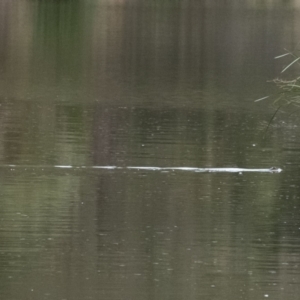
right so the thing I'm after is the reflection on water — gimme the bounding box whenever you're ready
[0,0,297,106]
[0,1,300,300]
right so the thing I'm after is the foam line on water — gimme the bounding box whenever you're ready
[0,165,282,173]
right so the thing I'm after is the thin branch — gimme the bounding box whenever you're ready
[281,57,300,73]
[263,105,282,139]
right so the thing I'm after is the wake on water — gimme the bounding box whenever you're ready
[0,165,282,173]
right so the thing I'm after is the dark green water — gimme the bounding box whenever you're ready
[1,1,300,299]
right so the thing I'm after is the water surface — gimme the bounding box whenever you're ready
[0,1,300,300]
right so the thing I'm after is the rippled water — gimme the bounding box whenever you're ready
[1,1,300,300]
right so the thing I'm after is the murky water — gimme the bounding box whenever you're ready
[1,1,300,299]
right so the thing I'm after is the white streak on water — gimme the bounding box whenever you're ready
[1,165,282,173]
[92,166,118,169]
[54,165,73,168]
[165,167,199,171]
[126,167,282,173]
[127,167,162,171]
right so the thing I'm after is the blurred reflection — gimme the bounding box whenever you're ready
[0,1,299,300]
[0,0,298,104]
